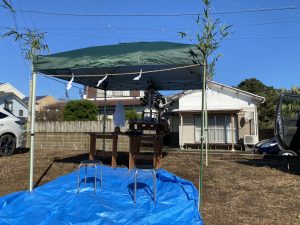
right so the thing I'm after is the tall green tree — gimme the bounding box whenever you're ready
[237,78,280,129]
[63,100,98,121]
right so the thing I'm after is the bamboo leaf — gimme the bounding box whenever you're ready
[178,31,187,38]
[1,0,15,12]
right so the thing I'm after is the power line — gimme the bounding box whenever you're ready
[18,5,300,17]
[2,15,300,33]
[227,35,300,40]
[3,27,300,41]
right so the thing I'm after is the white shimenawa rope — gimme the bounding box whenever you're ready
[45,64,200,78]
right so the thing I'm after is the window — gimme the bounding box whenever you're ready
[4,101,13,112]
[195,114,237,144]
[19,110,23,117]
[123,91,130,96]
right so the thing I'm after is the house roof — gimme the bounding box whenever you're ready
[0,91,10,98]
[23,95,48,102]
[167,80,265,103]
[0,91,28,109]
[0,83,26,99]
[210,80,265,102]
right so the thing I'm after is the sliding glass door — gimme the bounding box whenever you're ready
[195,114,237,143]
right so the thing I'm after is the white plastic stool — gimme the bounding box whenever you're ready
[77,160,102,193]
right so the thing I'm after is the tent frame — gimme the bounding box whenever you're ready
[28,42,205,210]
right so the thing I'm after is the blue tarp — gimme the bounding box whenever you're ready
[0,166,203,225]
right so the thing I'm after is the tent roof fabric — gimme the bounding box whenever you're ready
[33,42,202,91]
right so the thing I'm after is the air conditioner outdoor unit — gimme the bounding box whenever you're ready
[244,135,259,145]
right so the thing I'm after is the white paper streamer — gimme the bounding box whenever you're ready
[66,74,74,90]
[97,75,108,87]
[133,69,142,81]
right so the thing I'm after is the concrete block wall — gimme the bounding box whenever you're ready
[26,132,130,152]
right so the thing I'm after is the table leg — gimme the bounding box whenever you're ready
[112,134,118,168]
[89,134,96,160]
[129,136,135,169]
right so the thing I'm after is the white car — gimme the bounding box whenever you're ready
[0,108,23,156]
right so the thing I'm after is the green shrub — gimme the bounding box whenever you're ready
[63,100,98,121]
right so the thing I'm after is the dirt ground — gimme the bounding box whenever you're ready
[0,149,300,225]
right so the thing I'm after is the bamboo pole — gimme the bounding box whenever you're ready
[199,60,206,210]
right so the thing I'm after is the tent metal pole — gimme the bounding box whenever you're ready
[199,60,206,210]
[102,88,107,151]
[29,72,37,192]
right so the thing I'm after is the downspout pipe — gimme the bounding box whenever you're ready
[179,113,183,149]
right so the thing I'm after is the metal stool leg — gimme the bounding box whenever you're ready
[84,166,87,183]
[78,160,102,194]
[134,169,139,203]
[152,169,156,203]
[77,164,82,193]
[94,165,97,193]
[100,163,103,190]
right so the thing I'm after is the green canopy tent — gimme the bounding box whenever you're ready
[30,41,205,207]
[33,42,202,90]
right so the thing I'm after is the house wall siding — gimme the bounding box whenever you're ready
[37,96,57,111]
[182,114,195,144]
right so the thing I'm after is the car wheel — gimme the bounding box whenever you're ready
[278,150,297,156]
[0,134,16,156]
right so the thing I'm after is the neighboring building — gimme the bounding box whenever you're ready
[23,95,57,112]
[0,91,28,119]
[166,81,265,149]
[85,87,144,117]
[0,82,25,99]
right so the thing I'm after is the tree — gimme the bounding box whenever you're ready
[125,109,139,120]
[36,102,66,121]
[291,86,300,94]
[237,78,280,129]
[3,29,48,62]
[63,100,98,121]
[140,85,166,120]
[179,0,231,209]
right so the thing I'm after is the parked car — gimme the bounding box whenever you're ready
[254,137,298,156]
[0,108,23,156]
[274,93,300,156]
[254,138,280,155]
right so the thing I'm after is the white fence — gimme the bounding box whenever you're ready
[34,121,129,133]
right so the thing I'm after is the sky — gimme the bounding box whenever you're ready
[1,0,300,100]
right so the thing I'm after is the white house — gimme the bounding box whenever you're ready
[0,92,28,119]
[166,81,265,150]
[85,86,145,117]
